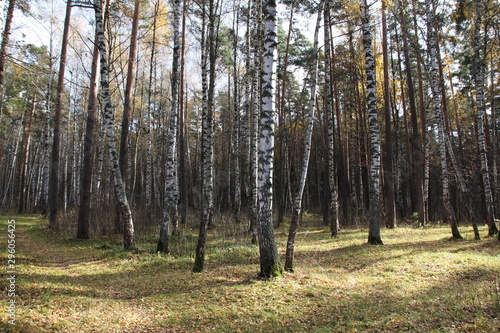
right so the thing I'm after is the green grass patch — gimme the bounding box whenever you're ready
[1,215,499,332]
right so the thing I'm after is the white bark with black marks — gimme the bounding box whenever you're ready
[473,0,497,236]
[285,0,324,272]
[158,0,182,253]
[94,0,134,249]
[257,0,282,278]
[425,0,462,239]
[362,0,383,245]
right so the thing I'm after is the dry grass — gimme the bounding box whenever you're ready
[1,215,499,332]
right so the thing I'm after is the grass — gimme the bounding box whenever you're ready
[1,214,499,332]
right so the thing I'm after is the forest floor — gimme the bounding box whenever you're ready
[1,214,499,332]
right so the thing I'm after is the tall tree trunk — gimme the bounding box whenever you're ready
[277,2,294,227]
[48,0,72,230]
[77,22,100,240]
[425,0,462,239]
[324,3,340,236]
[145,1,159,210]
[362,0,383,245]
[179,0,188,225]
[411,0,429,224]
[119,0,140,197]
[398,0,425,225]
[381,0,396,229]
[232,4,241,220]
[241,0,252,214]
[257,0,282,278]
[193,0,216,272]
[0,0,15,112]
[18,95,36,214]
[94,0,135,249]
[249,0,262,245]
[474,0,497,236]
[284,0,323,272]
[158,0,181,253]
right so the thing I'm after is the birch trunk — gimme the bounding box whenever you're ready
[249,0,262,245]
[158,0,181,253]
[324,3,340,236]
[193,0,215,272]
[474,0,497,236]
[232,5,241,219]
[425,0,462,239]
[257,0,282,278]
[362,0,383,245]
[145,1,159,209]
[241,0,253,208]
[284,0,323,272]
[94,0,134,249]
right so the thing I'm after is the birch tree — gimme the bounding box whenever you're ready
[94,0,134,249]
[158,0,181,253]
[249,0,262,245]
[425,0,462,239]
[324,1,343,236]
[257,0,282,278]
[284,0,323,272]
[193,0,217,272]
[473,0,498,236]
[362,0,383,245]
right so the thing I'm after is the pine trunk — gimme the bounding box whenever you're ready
[18,95,36,214]
[119,0,140,193]
[0,0,15,110]
[77,20,100,240]
[381,0,396,229]
[48,0,72,229]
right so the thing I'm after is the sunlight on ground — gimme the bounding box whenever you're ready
[1,215,499,332]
